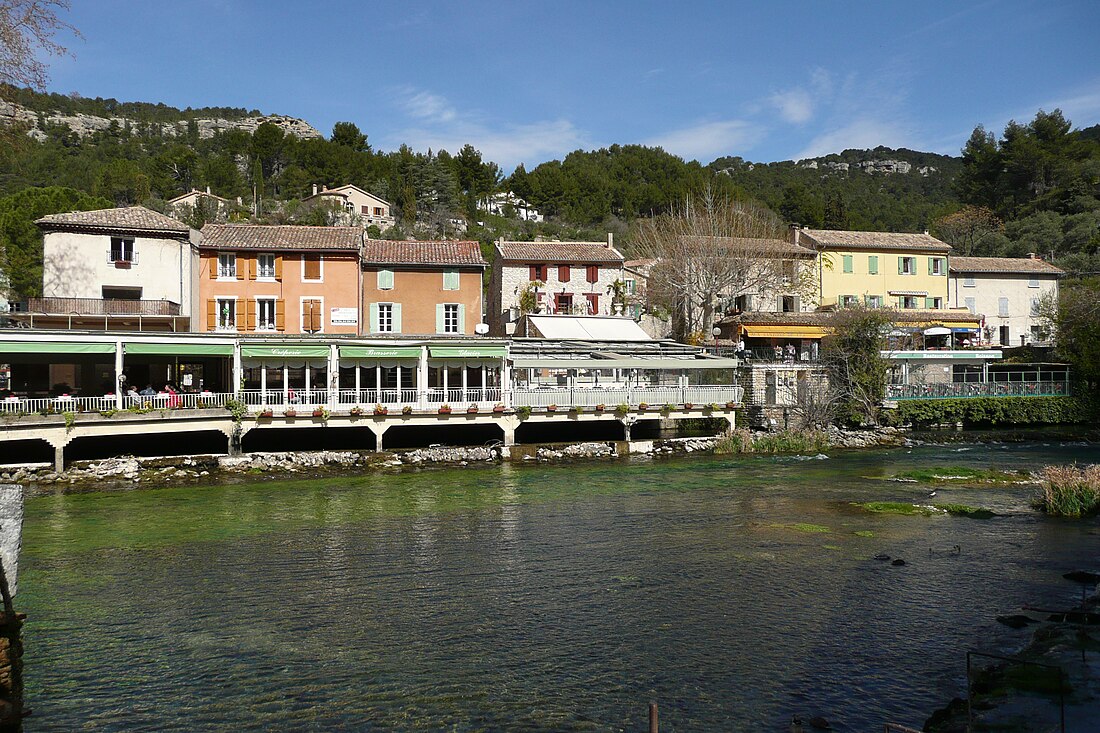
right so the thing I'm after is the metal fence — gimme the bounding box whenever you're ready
[886,382,1070,400]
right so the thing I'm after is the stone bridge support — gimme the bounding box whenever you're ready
[366,420,389,452]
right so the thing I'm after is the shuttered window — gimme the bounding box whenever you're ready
[442,268,460,290]
[867,255,878,275]
[377,269,394,290]
[302,299,323,332]
[586,265,599,283]
[558,265,570,282]
[529,264,546,281]
[303,255,322,281]
[842,255,853,273]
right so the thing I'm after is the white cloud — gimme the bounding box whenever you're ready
[644,119,763,162]
[796,118,911,159]
[768,88,813,124]
[397,88,457,123]
[398,119,586,169]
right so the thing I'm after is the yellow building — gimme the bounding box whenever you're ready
[793,228,952,311]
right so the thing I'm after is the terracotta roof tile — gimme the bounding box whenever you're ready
[799,228,952,252]
[200,224,362,251]
[497,240,624,264]
[361,239,486,267]
[949,256,1063,275]
[36,206,190,234]
[719,308,982,326]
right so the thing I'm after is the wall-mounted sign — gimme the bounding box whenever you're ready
[330,308,358,326]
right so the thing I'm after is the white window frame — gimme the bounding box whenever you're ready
[963,277,976,287]
[865,295,883,308]
[377,303,394,333]
[900,257,916,275]
[215,297,237,332]
[998,297,1010,317]
[301,254,324,283]
[841,295,859,308]
[443,303,460,334]
[257,253,276,281]
[900,295,920,309]
[217,252,237,280]
[109,237,135,263]
[255,297,277,331]
[928,297,943,309]
[931,257,945,276]
[964,297,976,314]
[1028,277,1040,288]
[300,295,325,334]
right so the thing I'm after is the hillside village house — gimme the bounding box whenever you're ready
[488,236,625,335]
[23,206,198,332]
[198,224,362,335]
[949,255,1063,346]
[168,188,234,220]
[361,239,487,336]
[301,184,395,231]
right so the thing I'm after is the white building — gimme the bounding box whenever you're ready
[478,191,544,222]
[301,184,395,231]
[948,255,1063,346]
[167,188,234,220]
[23,206,198,331]
[488,236,624,335]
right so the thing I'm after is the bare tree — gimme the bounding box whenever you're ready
[932,205,1003,256]
[632,190,816,341]
[0,0,78,89]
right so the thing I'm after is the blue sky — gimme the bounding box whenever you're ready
[42,0,1100,170]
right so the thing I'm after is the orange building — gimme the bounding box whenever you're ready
[361,240,487,335]
[199,225,363,335]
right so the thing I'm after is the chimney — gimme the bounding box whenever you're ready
[923,229,930,235]
[788,223,800,244]
[205,185,211,195]
[607,232,614,249]
[312,183,318,196]
[1027,252,1038,260]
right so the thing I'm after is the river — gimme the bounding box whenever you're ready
[16,439,1100,731]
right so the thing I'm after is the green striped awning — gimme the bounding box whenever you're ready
[125,343,234,356]
[429,346,506,359]
[0,341,115,355]
[338,345,421,359]
[241,345,330,358]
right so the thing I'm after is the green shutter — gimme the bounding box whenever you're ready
[377,269,394,290]
[898,257,905,275]
[927,258,933,275]
[369,303,379,333]
[842,255,853,273]
[443,269,459,290]
[925,297,935,309]
[392,303,402,333]
[837,295,844,306]
[435,304,445,334]
[457,305,466,333]
[868,255,878,274]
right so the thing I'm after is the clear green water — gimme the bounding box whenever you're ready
[17,441,1100,731]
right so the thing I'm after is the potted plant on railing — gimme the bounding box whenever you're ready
[614,403,629,417]
[638,402,649,411]
[438,404,452,415]
[401,405,413,415]
[546,403,558,413]
[349,405,364,417]
[515,405,532,420]
[312,406,330,421]
[662,403,676,413]
[725,400,737,410]
[373,403,388,416]
[683,402,693,410]
[707,403,721,413]
[492,403,506,414]
[284,407,297,418]
[466,404,479,414]
[258,407,274,419]
[568,405,580,415]
[595,403,606,412]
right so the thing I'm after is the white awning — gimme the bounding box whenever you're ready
[527,315,652,341]
[922,326,952,336]
[511,357,740,370]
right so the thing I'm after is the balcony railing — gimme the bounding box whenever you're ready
[20,297,181,316]
[886,382,1070,400]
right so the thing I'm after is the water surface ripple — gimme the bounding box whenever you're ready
[19,441,1100,731]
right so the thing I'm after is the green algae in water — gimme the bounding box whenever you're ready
[853,501,995,519]
[892,467,1033,484]
[853,530,875,537]
[769,522,831,533]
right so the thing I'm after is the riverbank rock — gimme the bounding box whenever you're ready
[536,442,614,460]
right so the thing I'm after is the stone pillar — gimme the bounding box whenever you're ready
[619,415,637,442]
[368,422,389,452]
[53,444,64,473]
[500,416,517,447]
[114,338,125,410]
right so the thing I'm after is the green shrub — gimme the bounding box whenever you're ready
[714,429,754,454]
[885,396,1092,427]
[714,428,828,455]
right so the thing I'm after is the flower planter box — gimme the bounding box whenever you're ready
[595,404,606,412]
[258,409,274,418]
[438,406,452,415]
[725,402,737,410]
[373,408,388,416]
[401,406,413,415]
[466,407,479,414]
[684,403,693,410]
[284,410,297,418]
[349,407,364,417]
[546,405,558,413]
[312,409,325,418]
[492,405,505,414]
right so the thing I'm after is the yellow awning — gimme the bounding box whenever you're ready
[904,320,981,329]
[742,325,828,338]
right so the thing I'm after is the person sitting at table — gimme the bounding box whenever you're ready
[139,384,156,396]
[165,384,182,409]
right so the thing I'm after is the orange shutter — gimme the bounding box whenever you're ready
[235,303,245,331]
[208,257,217,279]
[248,257,257,280]
[274,255,283,281]
[206,299,216,331]
[246,300,256,330]
[275,300,285,331]
[304,255,321,280]
[312,302,322,332]
[235,254,244,280]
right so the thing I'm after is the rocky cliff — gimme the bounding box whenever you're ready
[0,98,322,140]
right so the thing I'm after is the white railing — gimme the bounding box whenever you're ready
[239,389,330,408]
[511,385,743,409]
[336,388,420,407]
[125,392,232,410]
[0,392,234,415]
